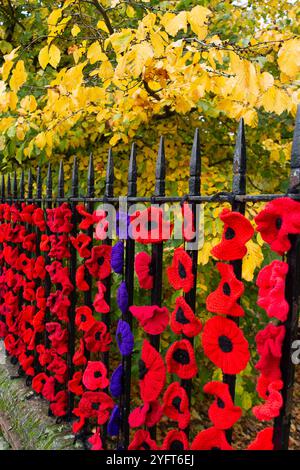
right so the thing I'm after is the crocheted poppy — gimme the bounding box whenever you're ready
[162,382,190,429]
[85,245,111,280]
[46,291,70,323]
[94,209,109,240]
[129,305,169,335]
[111,241,124,274]
[255,323,285,380]
[116,320,134,356]
[117,281,128,315]
[76,204,103,230]
[32,372,48,394]
[87,430,103,451]
[73,338,87,367]
[93,281,110,314]
[70,233,91,258]
[139,339,166,402]
[170,296,202,337]
[247,427,274,450]
[211,208,254,261]
[75,306,95,332]
[84,321,112,353]
[110,364,123,398]
[129,400,163,428]
[130,205,173,244]
[206,263,245,317]
[191,427,233,450]
[32,207,46,231]
[75,391,114,425]
[46,322,68,355]
[68,371,84,396]
[255,198,300,255]
[47,203,73,233]
[42,376,56,401]
[107,405,120,437]
[47,356,68,384]
[252,380,283,421]
[82,361,109,390]
[166,339,197,379]
[203,381,242,429]
[161,430,189,450]
[76,265,89,291]
[128,430,158,450]
[50,391,68,417]
[167,248,194,293]
[256,260,289,322]
[202,316,250,374]
[134,252,154,289]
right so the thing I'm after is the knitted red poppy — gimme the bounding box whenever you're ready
[94,209,109,240]
[46,322,68,355]
[48,234,71,259]
[202,316,250,374]
[82,361,109,391]
[191,427,233,450]
[84,321,112,353]
[256,260,289,322]
[85,245,111,280]
[129,400,163,428]
[247,427,274,450]
[255,197,300,255]
[211,208,254,261]
[93,281,110,314]
[42,376,56,401]
[50,391,68,417]
[167,248,194,293]
[76,265,89,291]
[73,338,87,367]
[76,204,103,230]
[255,323,285,381]
[170,296,202,337]
[166,339,197,379]
[128,430,158,450]
[32,372,48,394]
[47,291,70,323]
[139,339,166,402]
[88,430,103,451]
[46,203,73,233]
[47,356,68,383]
[129,305,169,335]
[203,381,242,429]
[162,382,190,429]
[70,233,91,258]
[134,252,154,289]
[252,380,283,421]
[75,391,114,425]
[68,371,84,396]
[75,306,96,332]
[206,263,244,317]
[161,430,189,450]
[130,206,173,244]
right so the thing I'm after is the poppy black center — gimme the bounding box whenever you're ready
[139,359,148,380]
[275,217,282,230]
[225,227,235,240]
[170,440,184,450]
[222,282,231,296]
[80,314,86,322]
[173,348,190,365]
[218,335,233,353]
[178,262,186,279]
[95,331,101,341]
[92,402,99,410]
[141,442,150,450]
[172,397,182,412]
[94,371,101,378]
[176,307,189,325]
[97,256,104,266]
[25,322,32,329]
[217,397,225,409]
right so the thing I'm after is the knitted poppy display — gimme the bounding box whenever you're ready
[76,204,103,230]
[76,265,89,291]
[46,203,73,233]
[167,248,194,293]
[116,320,134,356]
[203,381,242,429]
[162,382,190,429]
[94,210,109,241]
[247,427,274,450]
[170,296,202,337]
[111,241,124,274]
[129,400,163,428]
[191,427,233,450]
[129,206,173,244]
[70,233,91,258]
[166,339,197,379]
[128,430,158,450]
[202,316,250,374]
[93,282,110,314]
[129,305,169,335]
[75,306,96,332]
[161,430,189,450]
[256,260,289,322]
[85,245,111,280]
[110,364,123,398]
[74,391,114,425]
[84,321,112,353]
[117,281,128,315]
[252,380,283,421]
[206,263,245,317]
[73,338,87,366]
[134,251,154,290]
[87,431,103,451]
[49,391,68,417]
[139,339,166,402]
[82,361,110,391]
[255,323,285,381]
[211,208,254,261]
[255,197,300,255]
[107,405,120,437]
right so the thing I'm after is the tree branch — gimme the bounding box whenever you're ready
[90,0,114,34]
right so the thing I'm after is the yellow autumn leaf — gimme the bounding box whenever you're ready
[38,46,49,69]
[47,9,62,27]
[87,41,104,64]
[188,5,211,39]
[162,11,187,36]
[9,60,27,92]
[49,44,61,68]
[278,39,300,78]
[1,60,14,81]
[242,239,263,281]
[71,25,80,37]
[259,71,274,91]
[20,95,37,113]
[97,20,109,33]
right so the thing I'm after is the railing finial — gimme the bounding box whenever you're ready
[232,118,246,195]
[189,128,201,194]
[105,149,114,197]
[20,171,25,199]
[289,105,300,189]
[13,171,18,199]
[36,166,42,199]
[58,160,64,198]
[27,168,33,199]
[87,153,94,198]
[71,156,78,198]
[155,136,165,196]
[128,143,137,195]
[46,162,52,199]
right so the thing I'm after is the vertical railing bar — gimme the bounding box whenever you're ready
[7,174,11,203]
[20,171,25,200]
[1,174,5,202]
[13,171,18,199]
[273,105,300,450]
[44,163,52,348]
[84,153,94,340]
[223,118,246,444]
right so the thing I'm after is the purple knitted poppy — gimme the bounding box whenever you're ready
[116,319,134,356]
[110,363,123,397]
[111,241,124,274]
[107,405,120,437]
[116,210,129,239]
[117,281,128,314]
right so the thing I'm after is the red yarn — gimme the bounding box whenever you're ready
[247,427,274,450]
[134,251,154,289]
[167,248,194,293]
[162,382,190,429]
[252,380,283,421]
[170,296,202,337]
[166,339,197,379]
[203,381,242,429]
[191,427,233,450]
[129,400,163,428]
[139,340,166,402]
[128,430,158,450]
[255,323,285,381]
[129,305,169,335]
[161,430,189,450]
